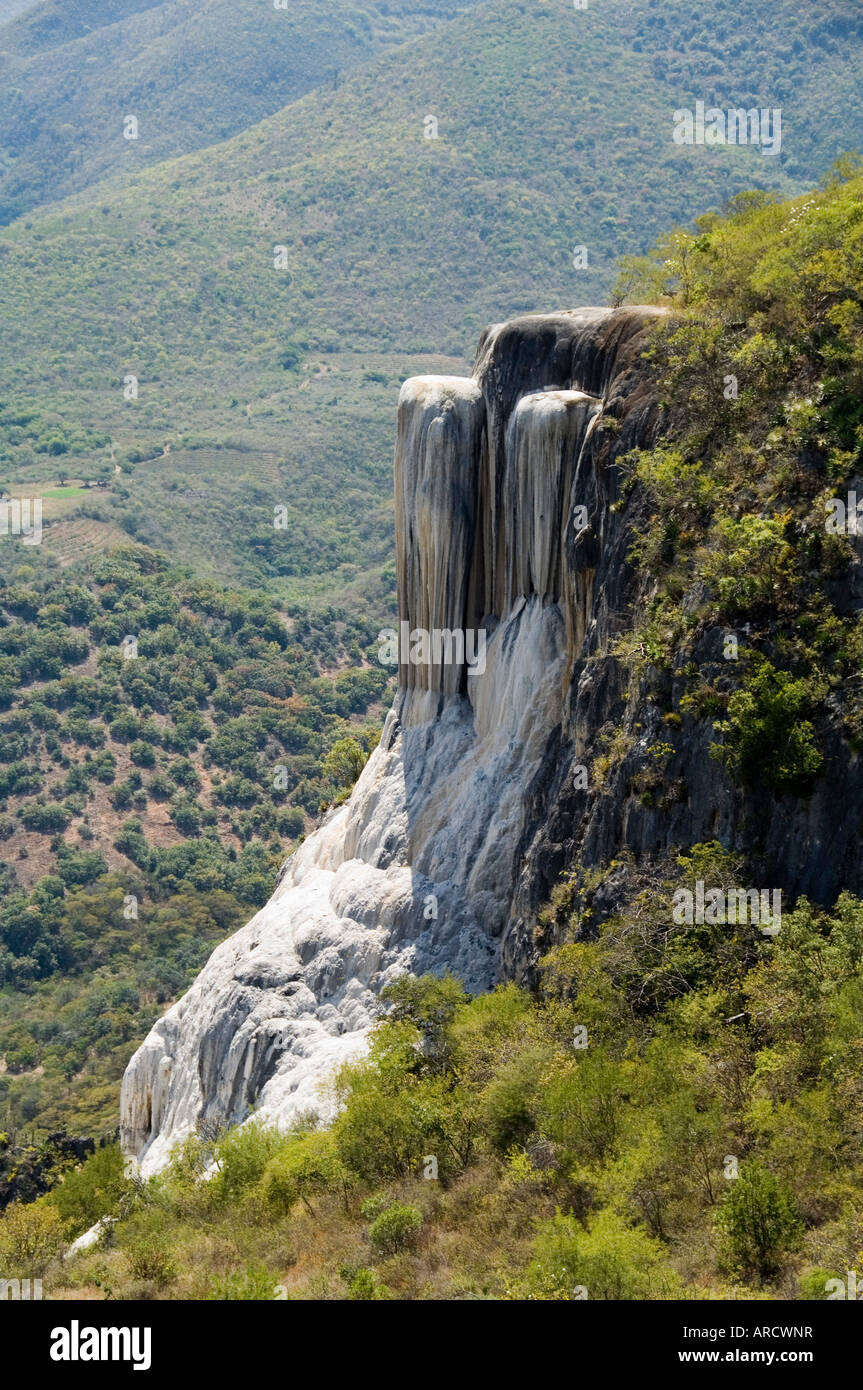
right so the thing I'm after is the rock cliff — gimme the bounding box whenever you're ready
[125,302,858,1174]
[121,306,666,1171]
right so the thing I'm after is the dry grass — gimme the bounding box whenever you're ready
[48,1160,554,1302]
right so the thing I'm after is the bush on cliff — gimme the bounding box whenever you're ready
[616,160,863,795]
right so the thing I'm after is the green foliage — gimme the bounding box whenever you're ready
[0,551,392,1137]
[207,1264,281,1301]
[342,1265,391,1300]
[46,1143,129,1235]
[322,737,366,788]
[797,1268,836,1300]
[0,0,480,223]
[378,970,468,1074]
[359,1194,391,1222]
[714,1163,803,1278]
[480,1046,548,1156]
[125,1235,178,1290]
[712,658,823,791]
[333,1014,477,1184]
[521,1208,683,1300]
[0,1198,65,1275]
[210,1121,287,1205]
[616,166,863,796]
[701,517,796,619]
[0,881,249,1134]
[45,879,863,1299]
[0,1130,95,1209]
[367,1201,423,1256]
[258,1131,344,1216]
[541,1050,629,1164]
[19,802,70,833]
[322,869,863,1297]
[0,0,855,599]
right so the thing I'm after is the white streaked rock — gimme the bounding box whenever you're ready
[121,307,658,1175]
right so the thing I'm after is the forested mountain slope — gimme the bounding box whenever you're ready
[0,0,482,222]
[2,0,862,595]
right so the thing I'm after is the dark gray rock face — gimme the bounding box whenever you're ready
[495,318,863,984]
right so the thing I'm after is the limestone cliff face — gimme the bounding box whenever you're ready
[118,306,680,1172]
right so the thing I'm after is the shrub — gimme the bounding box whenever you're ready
[169,794,202,835]
[322,737,366,788]
[333,1030,474,1182]
[541,1050,628,1164]
[333,1064,429,1181]
[258,1131,344,1216]
[19,801,70,833]
[480,1047,546,1155]
[712,659,823,792]
[0,1199,65,1276]
[797,1267,838,1300]
[125,1236,177,1289]
[207,1264,281,1300]
[379,971,467,1074]
[210,1121,286,1203]
[47,1143,128,1235]
[522,1207,682,1300]
[129,739,156,768]
[360,1194,391,1222]
[702,516,795,618]
[714,1162,803,1277]
[55,847,108,888]
[342,1265,391,1300]
[368,1201,422,1256]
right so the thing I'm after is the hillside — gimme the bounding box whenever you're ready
[0,0,482,223]
[0,545,393,1136]
[1,156,863,1305]
[2,0,863,598]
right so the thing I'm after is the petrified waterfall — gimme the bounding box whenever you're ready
[121,307,663,1174]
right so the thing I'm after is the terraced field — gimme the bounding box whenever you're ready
[39,516,130,566]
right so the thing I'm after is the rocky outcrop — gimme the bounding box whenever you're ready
[122,306,666,1172]
[127,300,863,1171]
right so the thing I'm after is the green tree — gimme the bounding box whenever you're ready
[322,737,366,787]
[0,1200,65,1276]
[714,1162,803,1277]
[258,1131,345,1216]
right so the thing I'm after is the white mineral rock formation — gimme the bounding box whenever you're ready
[66,1217,115,1258]
[121,308,660,1174]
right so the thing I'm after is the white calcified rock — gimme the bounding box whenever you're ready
[502,390,601,608]
[395,375,484,696]
[66,1218,115,1258]
[121,307,657,1175]
[122,597,565,1175]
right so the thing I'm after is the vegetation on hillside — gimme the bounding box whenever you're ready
[4,166,861,1302]
[0,544,393,1137]
[3,0,861,596]
[0,0,482,222]
[613,158,863,793]
[1,16,863,1298]
[5,843,861,1300]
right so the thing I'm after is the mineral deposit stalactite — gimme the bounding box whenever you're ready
[394,376,484,697]
[502,390,601,610]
